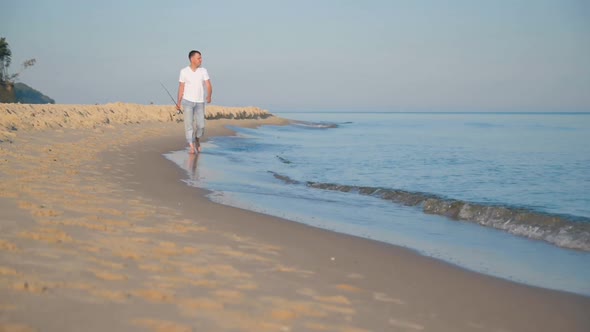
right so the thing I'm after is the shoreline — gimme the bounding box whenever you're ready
[1,106,589,331]
[164,139,590,296]
[164,118,590,297]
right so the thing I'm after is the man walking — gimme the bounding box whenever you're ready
[177,50,212,154]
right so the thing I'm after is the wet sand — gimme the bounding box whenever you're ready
[0,103,589,331]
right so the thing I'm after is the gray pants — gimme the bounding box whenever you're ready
[181,99,205,144]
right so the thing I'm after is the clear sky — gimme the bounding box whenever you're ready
[2,0,589,112]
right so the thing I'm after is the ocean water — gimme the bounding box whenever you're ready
[164,112,590,296]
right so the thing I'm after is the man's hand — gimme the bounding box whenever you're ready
[176,103,181,111]
[206,96,212,104]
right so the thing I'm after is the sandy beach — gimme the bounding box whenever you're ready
[0,103,589,332]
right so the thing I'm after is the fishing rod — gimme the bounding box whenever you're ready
[160,81,183,114]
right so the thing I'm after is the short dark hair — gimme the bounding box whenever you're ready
[188,50,201,59]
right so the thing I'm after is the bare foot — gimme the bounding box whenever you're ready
[189,143,196,154]
[196,139,202,153]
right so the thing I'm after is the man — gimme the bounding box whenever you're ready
[177,50,213,154]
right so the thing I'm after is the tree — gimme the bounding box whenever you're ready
[0,37,11,83]
[0,37,35,83]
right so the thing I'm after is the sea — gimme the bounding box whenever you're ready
[164,112,590,296]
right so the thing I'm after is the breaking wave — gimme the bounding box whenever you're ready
[276,155,292,164]
[268,171,590,251]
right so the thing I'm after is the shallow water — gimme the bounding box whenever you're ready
[164,112,590,296]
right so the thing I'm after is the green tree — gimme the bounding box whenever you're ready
[0,37,12,83]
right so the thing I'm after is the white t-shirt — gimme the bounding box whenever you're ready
[179,66,210,103]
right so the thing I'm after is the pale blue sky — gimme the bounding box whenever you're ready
[2,0,589,111]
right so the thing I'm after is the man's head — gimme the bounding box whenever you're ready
[188,50,202,67]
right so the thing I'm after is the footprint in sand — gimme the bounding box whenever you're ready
[389,318,425,330]
[373,292,405,305]
[89,269,128,281]
[335,283,362,292]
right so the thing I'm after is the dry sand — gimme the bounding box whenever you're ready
[0,103,589,332]
[0,103,271,142]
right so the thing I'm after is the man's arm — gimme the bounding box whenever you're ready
[177,82,185,110]
[205,80,212,104]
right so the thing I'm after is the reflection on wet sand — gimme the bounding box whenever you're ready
[187,153,201,181]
